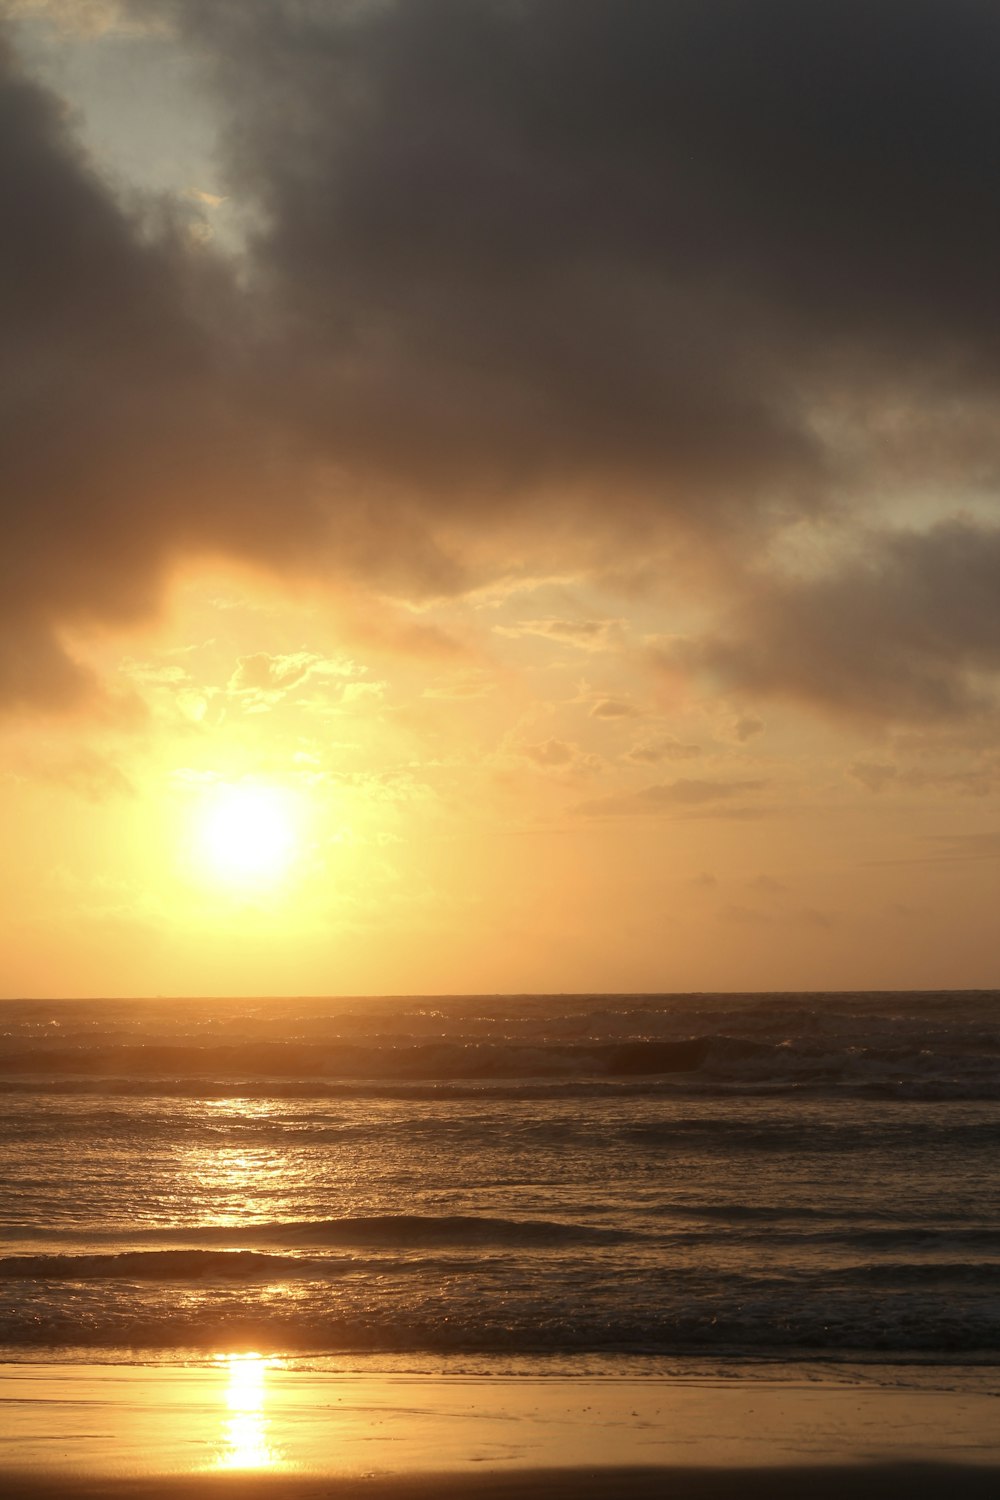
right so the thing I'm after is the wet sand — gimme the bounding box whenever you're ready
[2,1362,998,1496]
[7,1464,1000,1499]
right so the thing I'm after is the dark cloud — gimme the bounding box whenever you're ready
[522,738,575,768]
[163,0,1000,506]
[589,698,639,720]
[162,0,827,521]
[8,2,1000,714]
[519,736,600,775]
[731,714,766,743]
[625,735,702,765]
[9,744,134,800]
[721,900,835,929]
[578,775,766,817]
[848,761,899,794]
[849,758,997,797]
[0,33,277,709]
[496,619,622,651]
[721,904,772,927]
[925,833,1000,862]
[868,831,1000,865]
[670,520,1000,723]
[0,24,463,711]
[792,906,837,931]
[228,653,318,695]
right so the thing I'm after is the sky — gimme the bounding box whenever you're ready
[2,0,1000,998]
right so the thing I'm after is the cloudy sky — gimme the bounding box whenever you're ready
[2,0,999,997]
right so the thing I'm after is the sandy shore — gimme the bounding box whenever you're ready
[6,1464,1000,1499]
[2,1361,998,1496]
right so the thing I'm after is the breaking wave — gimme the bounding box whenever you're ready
[3,1027,999,1101]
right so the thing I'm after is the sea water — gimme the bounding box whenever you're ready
[1,991,998,1366]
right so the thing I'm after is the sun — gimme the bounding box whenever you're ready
[196,784,300,887]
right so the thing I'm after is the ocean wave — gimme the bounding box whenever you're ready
[2,1287,998,1358]
[0,1247,505,1282]
[644,1202,832,1222]
[0,1036,726,1078]
[622,1118,1000,1149]
[12,1109,1000,1152]
[833,1227,1000,1252]
[2,1029,999,1100]
[8,1213,996,1259]
[827,1261,1000,1286]
[0,1249,320,1281]
[0,1214,632,1256]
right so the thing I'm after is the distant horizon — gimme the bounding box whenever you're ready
[4,985,999,1003]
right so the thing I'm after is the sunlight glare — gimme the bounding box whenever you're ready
[196,784,299,886]
[215,1353,279,1471]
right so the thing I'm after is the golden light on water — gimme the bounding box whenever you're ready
[195,784,300,887]
[215,1353,281,1471]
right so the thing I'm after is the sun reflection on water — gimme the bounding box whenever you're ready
[214,1352,282,1471]
[183,1140,289,1229]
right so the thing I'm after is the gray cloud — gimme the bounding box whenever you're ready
[228,653,319,696]
[731,715,766,743]
[522,738,574,768]
[924,833,1000,862]
[0,33,279,709]
[0,24,466,711]
[8,3,1000,716]
[589,699,640,720]
[225,650,364,713]
[670,520,1000,723]
[161,0,827,522]
[5,744,134,800]
[868,831,1000,866]
[519,737,600,776]
[164,0,1000,508]
[578,775,766,818]
[625,735,702,765]
[848,758,997,796]
[6,2,133,31]
[721,900,835,930]
[496,618,623,651]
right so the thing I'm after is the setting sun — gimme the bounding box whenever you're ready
[196,785,300,886]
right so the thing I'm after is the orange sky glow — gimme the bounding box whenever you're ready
[2,2,999,997]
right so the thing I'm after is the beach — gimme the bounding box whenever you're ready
[3,1362,1000,1496]
[3,992,999,1497]
[5,0,1000,1484]
[10,1469,1000,1500]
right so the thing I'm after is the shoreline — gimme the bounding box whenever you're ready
[2,1360,999,1492]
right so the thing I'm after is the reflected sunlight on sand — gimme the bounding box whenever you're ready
[212,1354,282,1472]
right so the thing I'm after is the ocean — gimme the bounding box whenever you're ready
[2,991,999,1369]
